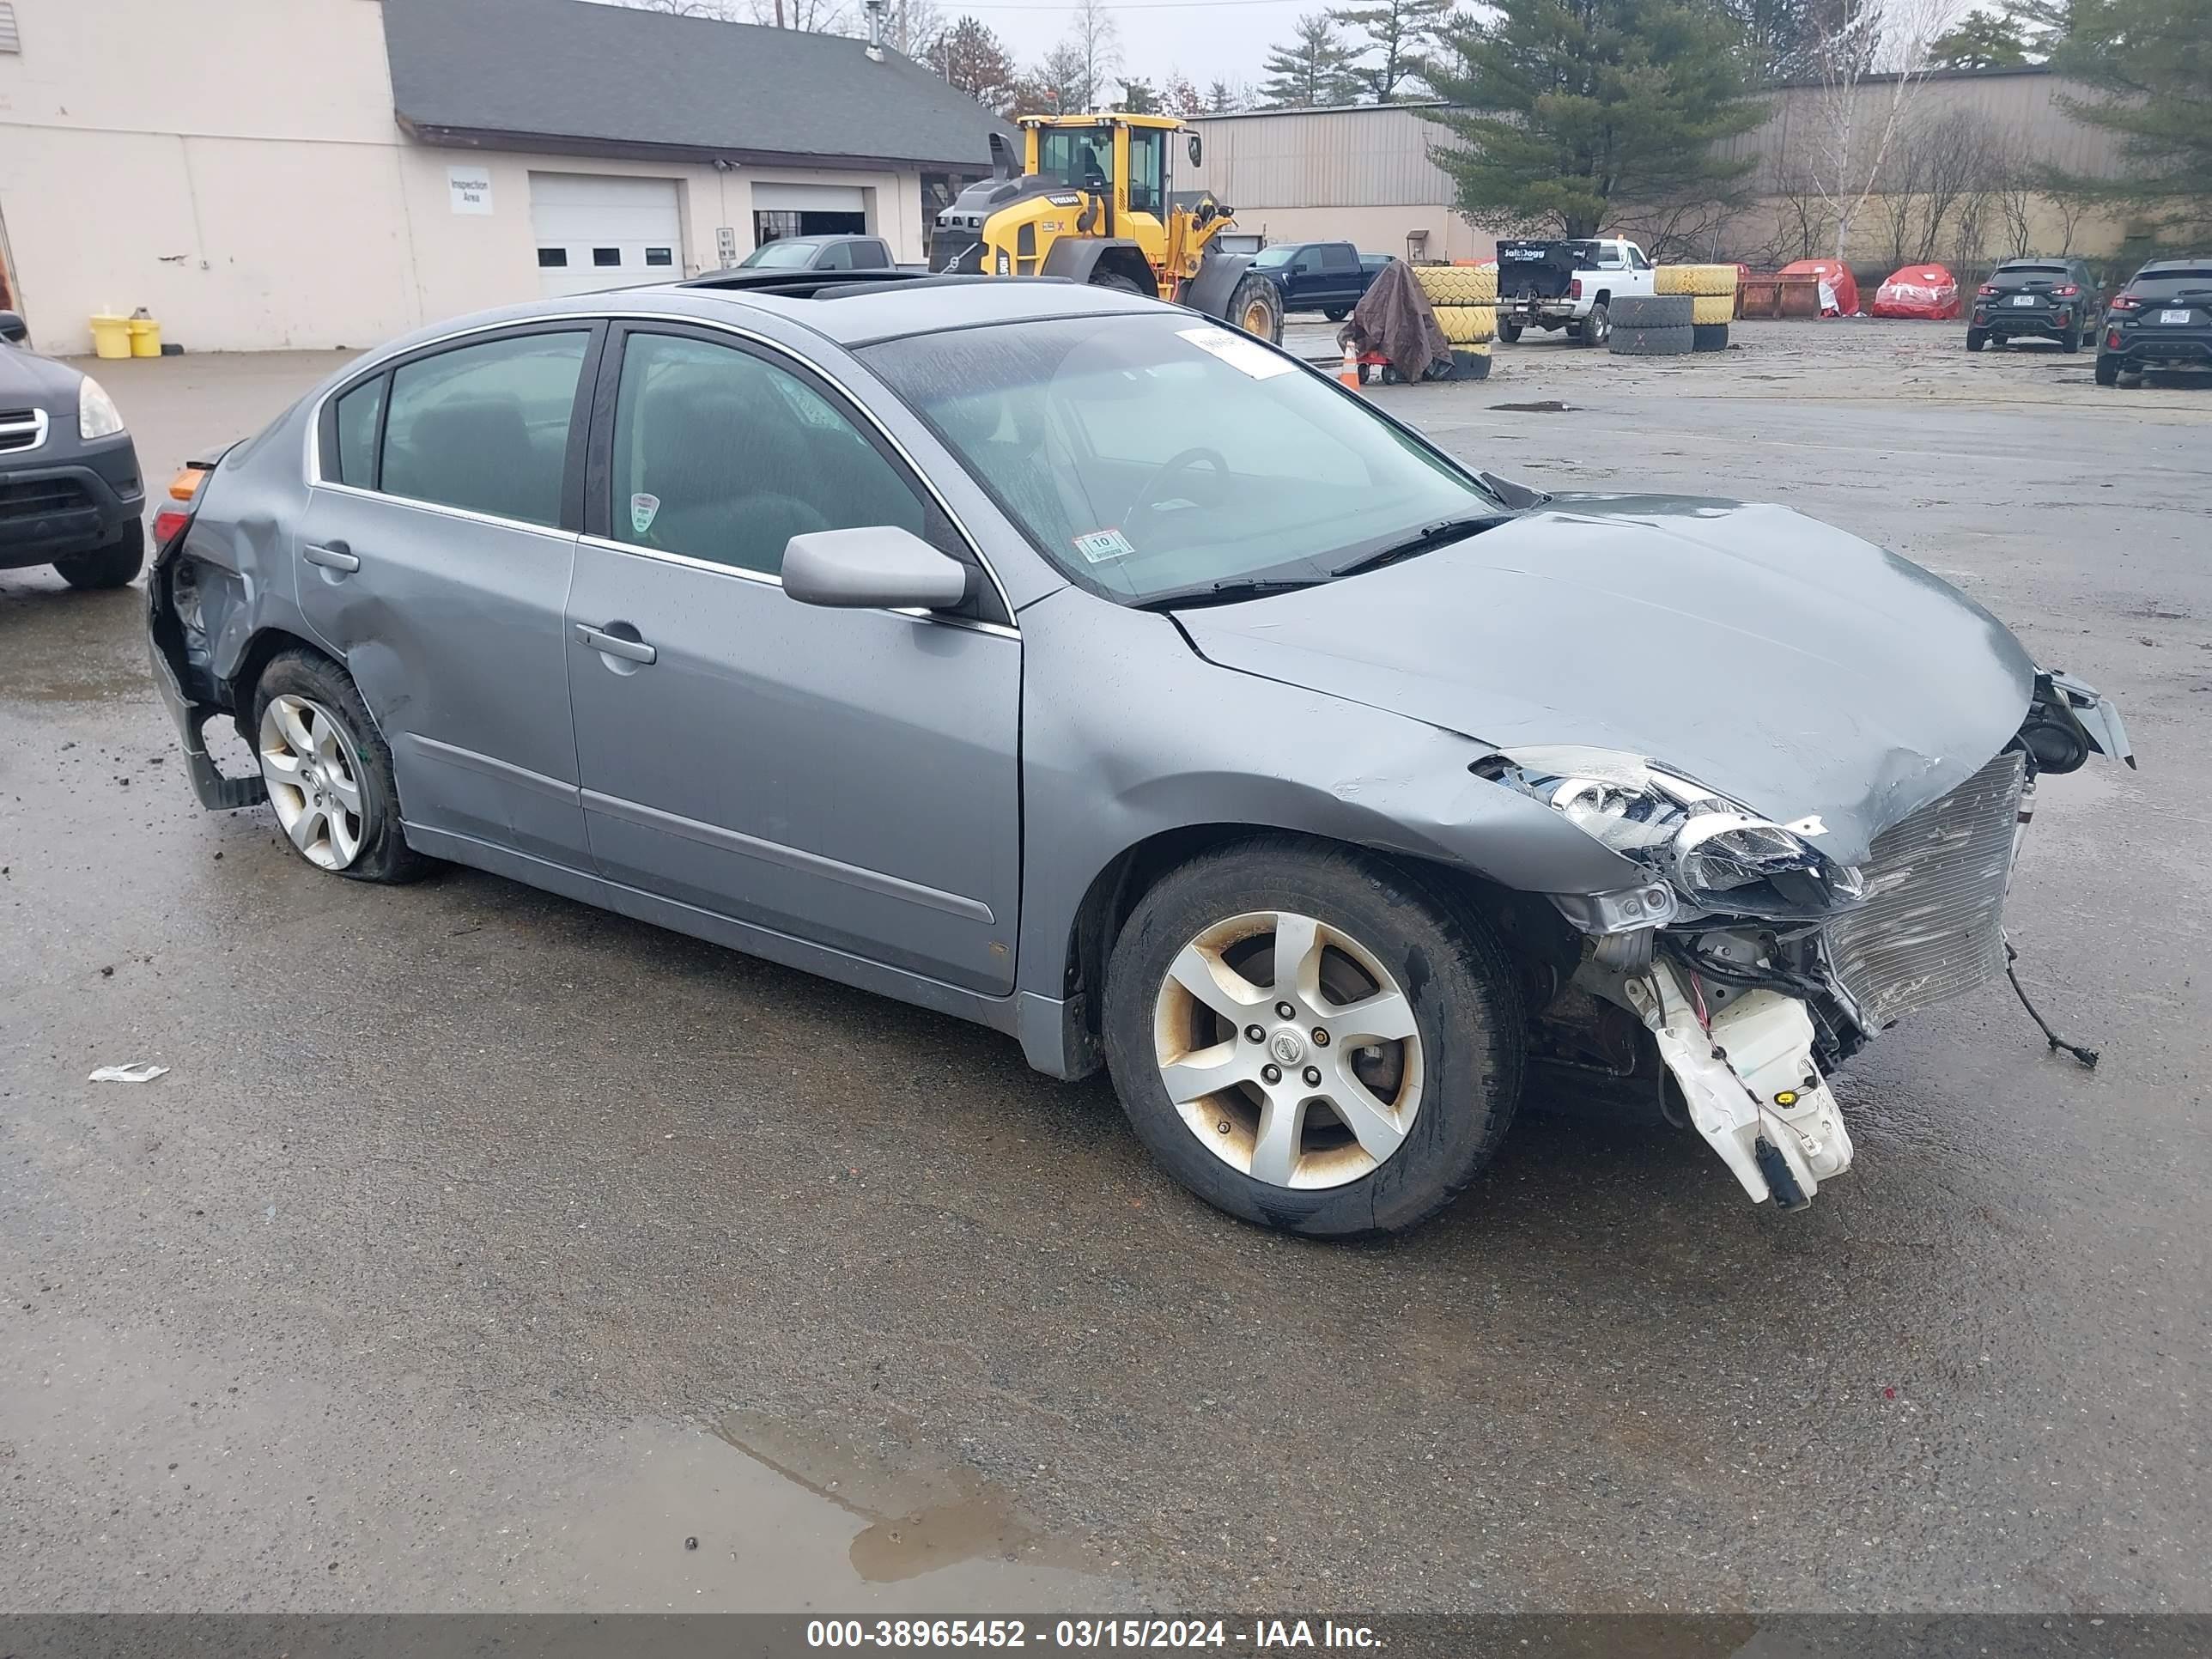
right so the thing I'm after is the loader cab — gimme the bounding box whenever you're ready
[1024,114,1177,257]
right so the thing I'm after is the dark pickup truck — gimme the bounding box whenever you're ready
[1249,241,1392,320]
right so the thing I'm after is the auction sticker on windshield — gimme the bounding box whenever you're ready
[1072,527,1135,563]
[1177,325,1293,380]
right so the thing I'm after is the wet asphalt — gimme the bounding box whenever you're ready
[2,325,2206,1614]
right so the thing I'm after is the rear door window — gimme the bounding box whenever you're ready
[1320,244,1358,272]
[380,331,590,526]
[331,375,386,487]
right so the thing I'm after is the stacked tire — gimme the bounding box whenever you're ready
[1607,294,1694,356]
[1412,264,1497,380]
[1656,264,1738,353]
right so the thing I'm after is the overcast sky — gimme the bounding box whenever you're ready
[954,0,1319,93]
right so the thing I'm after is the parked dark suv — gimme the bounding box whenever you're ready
[1966,257,2100,353]
[0,310,146,589]
[2094,258,2212,386]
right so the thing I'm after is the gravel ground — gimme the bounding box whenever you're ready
[2,323,2206,1617]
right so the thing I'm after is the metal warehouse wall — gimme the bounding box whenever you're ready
[1195,70,2122,214]
[1190,105,1459,210]
[1716,67,2127,186]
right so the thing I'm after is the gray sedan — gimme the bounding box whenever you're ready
[147,270,2131,1238]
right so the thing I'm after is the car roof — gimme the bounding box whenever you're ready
[2136,258,2212,273]
[680,274,1165,346]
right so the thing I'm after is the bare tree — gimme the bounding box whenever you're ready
[2046,182,2098,254]
[1992,142,2038,257]
[1806,0,1953,264]
[889,0,944,55]
[1912,111,2001,263]
[1765,159,1841,264]
[739,0,852,30]
[629,0,739,15]
[1067,0,1122,111]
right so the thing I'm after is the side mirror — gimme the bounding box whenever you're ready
[1187,133,1202,167]
[0,310,27,345]
[782,526,969,611]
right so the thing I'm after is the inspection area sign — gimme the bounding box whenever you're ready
[447,167,494,215]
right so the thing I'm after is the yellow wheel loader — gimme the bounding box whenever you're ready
[927,114,1284,343]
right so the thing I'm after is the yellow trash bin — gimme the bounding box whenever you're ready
[89,313,131,359]
[127,310,162,357]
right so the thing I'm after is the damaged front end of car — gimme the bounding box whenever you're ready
[1480,671,2133,1211]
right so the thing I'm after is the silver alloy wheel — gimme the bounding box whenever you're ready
[1152,909,1425,1190]
[258,693,368,871]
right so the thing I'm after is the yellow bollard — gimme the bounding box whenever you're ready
[89,313,131,359]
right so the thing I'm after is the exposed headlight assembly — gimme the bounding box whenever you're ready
[78,375,126,441]
[1478,745,1863,928]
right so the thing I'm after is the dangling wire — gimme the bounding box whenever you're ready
[2005,942,2100,1069]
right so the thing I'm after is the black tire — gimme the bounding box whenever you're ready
[1609,322,1693,356]
[1323,305,1350,323]
[1449,348,1492,381]
[1574,301,1611,347]
[1691,322,1730,353]
[252,648,431,884]
[1497,319,1522,344]
[2061,322,2081,353]
[53,520,145,590]
[1966,328,1986,352]
[2094,356,2118,386]
[1089,272,1146,295]
[1607,294,1694,330]
[1223,272,1284,343]
[1101,838,1525,1239]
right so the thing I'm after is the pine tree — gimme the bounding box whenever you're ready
[1422,0,1769,237]
[2046,0,2212,236]
[1259,13,1362,107]
[1328,0,1453,101]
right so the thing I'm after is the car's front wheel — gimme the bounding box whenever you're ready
[252,648,429,883]
[1102,840,1524,1239]
[1498,319,1522,344]
[53,520,145,590]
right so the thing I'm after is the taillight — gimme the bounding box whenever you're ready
[1569,278,1583,300]
[2108,328,2123,349]
[151,465,208,546]
[2110,294,2140,310]
[2052,283,2079,297]
[1978,283,1998,295]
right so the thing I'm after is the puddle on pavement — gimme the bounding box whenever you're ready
[1491,399,1576,413]
[517,1413,1121,1613]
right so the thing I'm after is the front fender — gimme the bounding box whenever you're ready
[1014,587,1646,1006]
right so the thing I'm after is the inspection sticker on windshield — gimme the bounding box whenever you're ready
[1072,527,1135,563]
[629,493,660,535]
[1177,325,1293,380]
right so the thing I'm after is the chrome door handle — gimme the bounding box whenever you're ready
[303,543,360,572]
[575,623,657,665]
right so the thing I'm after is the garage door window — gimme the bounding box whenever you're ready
[611,332,927,577]
[381,331,590,528]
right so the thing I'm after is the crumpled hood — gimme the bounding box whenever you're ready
[1176,495,2036,866]
[0,343,88,411]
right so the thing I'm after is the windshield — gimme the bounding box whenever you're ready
[1252,246,1296,267]
[863,313,1498,604]
[738,240,819,269]
[2130,269,2212,298]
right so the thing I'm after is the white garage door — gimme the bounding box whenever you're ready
[530,173,682,298]
[751,183,868,214]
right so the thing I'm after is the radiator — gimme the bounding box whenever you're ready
[1825,750,2026,1030]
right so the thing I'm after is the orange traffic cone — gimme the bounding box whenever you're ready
[1339,344,1362,389]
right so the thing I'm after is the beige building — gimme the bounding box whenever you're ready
[1191,69,2131,272]
[0,0,1004,353]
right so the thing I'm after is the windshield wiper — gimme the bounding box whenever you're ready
[1329,514,1508,580]
[1130,577,1328,611]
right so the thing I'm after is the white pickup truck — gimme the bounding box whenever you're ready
[1495,236,1658,347]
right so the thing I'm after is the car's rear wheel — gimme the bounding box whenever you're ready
[2061,322,2082,353]
[1323,305,1349,323]
[53,520,145,590]
[2094,356,2118,386]
[1966,328,1986,352]
[1102,839,1523,1239]
[252,648,429,884]
[1497,319,1522,344]
[1575,301,1611,347]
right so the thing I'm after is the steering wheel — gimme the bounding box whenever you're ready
[1127,447,1230,525]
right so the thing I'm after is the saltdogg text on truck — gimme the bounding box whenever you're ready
[1496,237,1656,346]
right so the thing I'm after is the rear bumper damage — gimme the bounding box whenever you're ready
[1521,672,2130,1210]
